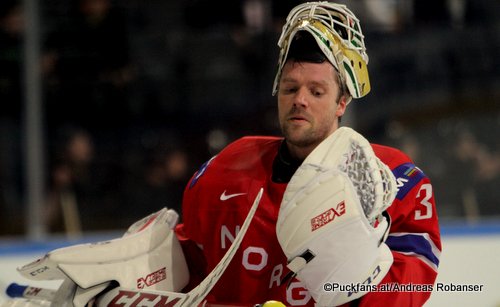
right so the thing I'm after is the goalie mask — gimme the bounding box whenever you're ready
[272,1,370,102]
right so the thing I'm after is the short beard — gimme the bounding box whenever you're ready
[280,108,337,154]
[280,117,332,157]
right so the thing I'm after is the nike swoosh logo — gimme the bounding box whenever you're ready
[220,190,247,201]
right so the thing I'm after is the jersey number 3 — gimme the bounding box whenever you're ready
[415,183,433,220]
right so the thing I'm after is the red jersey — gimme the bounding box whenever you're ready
[176,136,441,306]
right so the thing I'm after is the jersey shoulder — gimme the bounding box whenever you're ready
[217,136,283,160]
[371,143,429,201]
[187,136,282,189]
[211,136,282,171]
[371,143,413,169]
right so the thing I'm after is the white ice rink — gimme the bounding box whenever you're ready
[1,223,499,306]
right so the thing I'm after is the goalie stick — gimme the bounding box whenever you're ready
[99,187,264,307]
[5,283,281,307]
[6,283,55,301]
[3,188,264,307]
[5,283,265,307]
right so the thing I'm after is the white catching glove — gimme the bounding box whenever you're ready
[14,208,189,307]
[276,127,397,306]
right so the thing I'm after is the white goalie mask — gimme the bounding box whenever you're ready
[272,1,371,102]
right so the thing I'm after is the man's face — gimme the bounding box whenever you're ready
[277,60,346,159]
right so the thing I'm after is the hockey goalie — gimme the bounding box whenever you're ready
[3,127,439,307]
[175,2,441,306]
[3,1,441,306]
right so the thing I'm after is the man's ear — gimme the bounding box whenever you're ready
[335,96,347,117]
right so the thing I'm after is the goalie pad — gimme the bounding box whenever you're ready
[276,127,397,306]
[17,208,189,307]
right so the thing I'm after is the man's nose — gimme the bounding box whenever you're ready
[293,87,309,108]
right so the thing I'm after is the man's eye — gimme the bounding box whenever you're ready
[312,90,324,97]
[283,87,297,94]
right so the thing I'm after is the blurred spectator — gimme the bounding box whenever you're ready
[434,123,500,219]
[360,0,406,33]
[40,0,136,232]
[455,128,500,217]
[44,127,95,236]
[438,127,478,219]
[121,145,191,225]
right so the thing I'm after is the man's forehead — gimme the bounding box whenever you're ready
[281,60,339,82]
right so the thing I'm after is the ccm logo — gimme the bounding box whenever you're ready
[30,266,49,276]
[137,267,167,289]
[311,201,346,231]
[108,290,181,307]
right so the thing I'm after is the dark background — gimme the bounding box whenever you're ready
[0,0,498,236]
